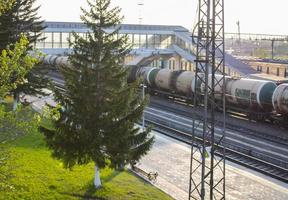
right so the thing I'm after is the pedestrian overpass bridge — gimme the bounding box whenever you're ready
[37,21,258,77]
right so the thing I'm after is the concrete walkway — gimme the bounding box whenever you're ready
[135,132,288,200]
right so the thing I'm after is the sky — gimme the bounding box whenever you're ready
[37,0,288,35]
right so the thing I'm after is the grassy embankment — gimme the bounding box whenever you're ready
[0,109,172,200]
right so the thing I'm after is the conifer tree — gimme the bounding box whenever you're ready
[42,0,154,188]
[0,0,44,51]
[0,0,48,110]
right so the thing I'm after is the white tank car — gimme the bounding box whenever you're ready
[55,56,71,67]
[41,55,71,68]
[155,69,173,90]
[191,73,205,93]
[200,74,228,100]
[136,67,154,84]
[49,55,59,65]
[42,55,58,65]
[136,67,152,77]
[175,71,195,94]
[272,84,288,114]
[225,78,277,111]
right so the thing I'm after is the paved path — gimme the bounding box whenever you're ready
[135,132,288,200]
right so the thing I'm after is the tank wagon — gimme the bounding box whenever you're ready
[175,71,195,95]
[41,55,72,68]
[199,74,277,113]
[272,84,288,115]
[129,65,288,122]
[224,77,276,112]
[42,55,288,124]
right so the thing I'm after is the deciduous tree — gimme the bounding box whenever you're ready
[0,2,39,188]
[0,0,15,15]
[0,35,37,98]
[0,0,48,110]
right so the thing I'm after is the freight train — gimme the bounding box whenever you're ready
[41,55,288,125]
[129,66,288,124]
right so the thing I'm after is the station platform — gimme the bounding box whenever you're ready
[135,132,288,200]
[250,73,288,82]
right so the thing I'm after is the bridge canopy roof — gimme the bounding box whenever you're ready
[43,22,189,34]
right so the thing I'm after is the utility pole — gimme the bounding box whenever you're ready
[236,21,241,54]
[189,0,226,199]
[141,83,147,130]
[137,0,144,24]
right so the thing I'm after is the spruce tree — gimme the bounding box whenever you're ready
[0,0,48,110]
[0,0,44,51]
[42,0,154,188]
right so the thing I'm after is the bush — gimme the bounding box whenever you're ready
[0,104,40,191]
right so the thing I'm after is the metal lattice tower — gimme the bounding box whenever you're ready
[189,0,226,199]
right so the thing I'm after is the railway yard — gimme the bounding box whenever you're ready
[31,69,288,195]
[26,88,288,199]
[46,68,288,185]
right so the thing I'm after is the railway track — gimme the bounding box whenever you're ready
[145,119,288,183]
[145,106,288,167]
[149,96,288,145]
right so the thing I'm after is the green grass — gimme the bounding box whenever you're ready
[0,130,172,200]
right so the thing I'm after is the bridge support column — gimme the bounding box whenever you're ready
[174,55,182,70]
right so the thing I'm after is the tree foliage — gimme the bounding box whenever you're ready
[0,35,39,190]
[43,0,154,176]
[0,104,40,191]
[0,105,40,143]
[0,0,48,104]
[0,0,15,16]
[0,35,37,98]
[0,0,40,191]
[0,0,44,51]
